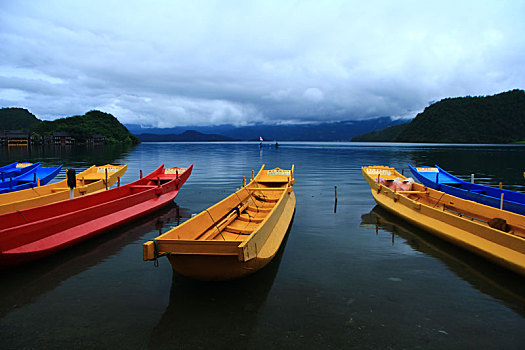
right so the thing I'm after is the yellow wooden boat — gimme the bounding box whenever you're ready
[362,165,525,277]
[0,164,127,214]
[143,165,296,281]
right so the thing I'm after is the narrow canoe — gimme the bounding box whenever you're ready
[0,162,17,173]
[0,164,128,214]
[362,165,525,276]
[0,164,192,268]
[143,165,296,281]
[0,162,39,183]
[0,164,62,194]
[409,164,525,216]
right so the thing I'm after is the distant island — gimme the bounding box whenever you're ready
[352,89,525,144]
[0,108,140,146]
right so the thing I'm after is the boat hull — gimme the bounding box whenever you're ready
[0,164,62,194]
[409,164,525,216]
[144,165,296,281]
[167,191,295,280]
[363,166,525,277]
[0,164,127,214]
[0,164,192,269]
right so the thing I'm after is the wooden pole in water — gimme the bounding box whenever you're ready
[334,186,338,213]
[243,176,246,187]
[471,174,475,183]
[500,193,504,210]
[499,182,502,189]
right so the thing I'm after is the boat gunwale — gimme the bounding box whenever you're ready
[362,166,525,243]
[146,165,294,261]
[0,164,193,260]
[362,165,525,276]
[0,164,128,214]
[409,164,525,211]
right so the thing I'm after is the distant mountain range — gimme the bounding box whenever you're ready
[352,89,525,144]
[128,117,408,142]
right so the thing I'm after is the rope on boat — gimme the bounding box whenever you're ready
[16,210,30,223]
[433,192,446,208]
[443,205,487,223]
[234,192,253,220]
[242,187,260,212]
[205,209,225,240]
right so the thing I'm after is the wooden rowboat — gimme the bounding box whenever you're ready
[0,162,39,182]
[362,165,525,277]
[409,164,525,216]
[0,164,62,194]
[0,164,192,269]
[0,164,128,214]
[143,165,296,281]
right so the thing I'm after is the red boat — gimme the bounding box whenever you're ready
[0,164,192,268]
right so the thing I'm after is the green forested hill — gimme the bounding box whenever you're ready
[352,89,525,143]
[0,108,41,130]
[0,108,139,145]
[34,110,139,144]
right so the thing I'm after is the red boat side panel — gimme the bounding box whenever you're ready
[0,164,192,268]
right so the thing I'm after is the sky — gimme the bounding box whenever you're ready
[1,0,524,128]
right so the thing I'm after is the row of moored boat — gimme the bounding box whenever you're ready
[362,165,525,277]
[0,162,296,282]
[2,160,523,280]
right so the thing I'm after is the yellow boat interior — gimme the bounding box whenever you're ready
[362,165,525,240]
[0,164,127,214]
[143,165,295,260]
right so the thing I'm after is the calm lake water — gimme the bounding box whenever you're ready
[1,142,525,349]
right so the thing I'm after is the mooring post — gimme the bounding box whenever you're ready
[67,168,76,199]
[334,185,338,213]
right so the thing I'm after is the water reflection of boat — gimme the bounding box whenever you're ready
[0,203,191,318]
[149,224,291,349]
[361,205,525,316]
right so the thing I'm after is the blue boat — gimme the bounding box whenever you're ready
[0,164,63,194]
[0,162,40,182]
[409,164,525,216]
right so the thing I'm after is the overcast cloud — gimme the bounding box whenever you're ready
[1,0,524,127]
